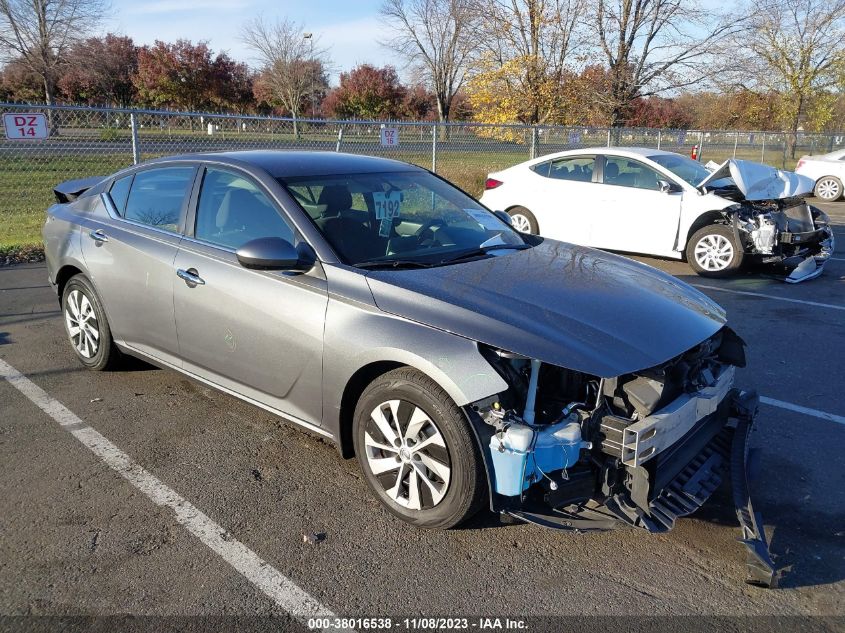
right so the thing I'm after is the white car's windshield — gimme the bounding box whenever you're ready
[279,170,526,267]
[648,153,719,187]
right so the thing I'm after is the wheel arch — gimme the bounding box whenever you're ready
[682,211,730,260]
[55,263,86,303]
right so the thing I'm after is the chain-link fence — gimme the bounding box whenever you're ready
[2,102,844,250]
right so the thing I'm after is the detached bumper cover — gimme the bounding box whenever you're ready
[506,389,777,587]
[779,225,834,283]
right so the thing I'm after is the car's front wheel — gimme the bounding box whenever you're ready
[686,225,744,278]
[62,274,121,370]
[352,368,486,529]
[814,176,843,201]
[507,206,538,234]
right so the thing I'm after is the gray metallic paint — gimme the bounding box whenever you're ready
[44,151,727,453]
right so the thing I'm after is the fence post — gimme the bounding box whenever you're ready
[781,133,787,169]
[431,123,438,173]
[733,132,738,158]
[130,113,141,165]
[657,129,662,150]
[530,127,538,159]
[761,134,766,163]
[606,128,611,147]
[699,131,705,162]
[335,126,344,152]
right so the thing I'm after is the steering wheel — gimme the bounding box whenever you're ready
[415,218,447,247]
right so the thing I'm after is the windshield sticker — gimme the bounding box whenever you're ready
[464,208,502,230]
[379,217,392,237]
[374,191,401,220]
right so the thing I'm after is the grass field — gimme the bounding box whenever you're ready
[0,141,803,258]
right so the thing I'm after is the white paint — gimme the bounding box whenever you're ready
[0,358,338,623]
[693,284,845,312]
[760,396,845,427]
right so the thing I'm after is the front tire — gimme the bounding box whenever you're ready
[62,274,121,371]
[814,176,843,201]
[352,367,486,529]
[686,224,744,278]
[507,206,538,234]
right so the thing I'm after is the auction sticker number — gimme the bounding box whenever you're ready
[374,191,402,220]
[380,126,399,147]
[3,113,48,140]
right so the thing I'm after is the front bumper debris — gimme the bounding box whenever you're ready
[503,389,778,587]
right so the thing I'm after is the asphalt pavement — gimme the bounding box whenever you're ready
[0,201,843,630]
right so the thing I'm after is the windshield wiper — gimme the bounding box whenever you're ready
[355,259,434,270]
[439,243,531,264]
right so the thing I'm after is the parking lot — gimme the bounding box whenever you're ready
[1,200,843,631]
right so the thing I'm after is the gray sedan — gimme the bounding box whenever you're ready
[43,151,776,586]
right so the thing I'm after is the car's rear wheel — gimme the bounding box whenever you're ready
[686,225,744,278]
[62,275,121,370]
[507,206,538,234]
[814,176,842,201]
[352,367,486,529]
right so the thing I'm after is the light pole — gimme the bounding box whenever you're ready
[303,32,315,118]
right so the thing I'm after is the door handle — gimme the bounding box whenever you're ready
[89,229,109,243]
[177,268,205,286]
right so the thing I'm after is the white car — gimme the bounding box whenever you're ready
[480,147,834,282]
[795,148,845,201]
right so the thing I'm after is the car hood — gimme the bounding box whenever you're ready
[364,240,727,378]
[697,158,814,200]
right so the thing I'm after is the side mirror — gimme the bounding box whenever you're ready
[236,237,309,271]
[658,180,681,194]
[493,210,513,226]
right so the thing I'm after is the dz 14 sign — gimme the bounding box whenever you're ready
[3,113,48,139]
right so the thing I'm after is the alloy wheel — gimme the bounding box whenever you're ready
[363,399,451,511]
[65,289,100,358]
[694,234,734,271]
[510,213,532,232]
[816,178,841,200]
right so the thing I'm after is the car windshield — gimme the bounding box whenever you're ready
[279,170,526,267]
[648,153,723,187]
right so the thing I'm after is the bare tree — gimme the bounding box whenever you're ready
[474,0,586,124]
[591,0,743,129]
[0,0,107,109]
[743,0,845,155]
[381,0,478,122]
[241,17,330,137]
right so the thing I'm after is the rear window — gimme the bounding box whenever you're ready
[124,167,195,232]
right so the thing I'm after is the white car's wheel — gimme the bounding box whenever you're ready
[814,176,843,201]
[686,225,744,278]
[507,206,538,234]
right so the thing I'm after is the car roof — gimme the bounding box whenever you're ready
[143,150,424,178]
[536,146,676,161]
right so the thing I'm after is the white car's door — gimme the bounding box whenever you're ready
[589,156,683,256]
[524,155,598,244]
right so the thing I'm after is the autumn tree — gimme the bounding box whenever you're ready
[591,0,741,130]
[241,17,330,135]
[0,0,106,128]
[59,35,138,107]
[381,0,478,122]
[742,0,845,154]
[0,55,41,101]
[468,0,586,126]
[322,64,406,119]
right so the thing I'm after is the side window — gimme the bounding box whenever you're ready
[547,157,595,182]
[530,161,551,177]
[195,167,294,250]
[603,157,663,191]
[108,175,133,215]
[123,167,194,231]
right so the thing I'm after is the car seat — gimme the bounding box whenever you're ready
[315,185,376,263]
[604,162,619,183]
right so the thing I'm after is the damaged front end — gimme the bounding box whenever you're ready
[470,328,777,587]
[700,159,835,283]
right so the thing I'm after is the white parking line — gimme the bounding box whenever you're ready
[760,396,845,427]
[0,358,338,624]
[693,284,845,311]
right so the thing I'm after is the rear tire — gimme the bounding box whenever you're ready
[61,274,121,371]
[507,206,538,234]
[814,176,842,201]
[352,367,486,529]
[686,225,744,278]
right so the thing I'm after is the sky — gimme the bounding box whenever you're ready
[109,0,394,82]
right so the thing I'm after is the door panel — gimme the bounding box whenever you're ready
[80,167,196,366]
[525,156,597,244]
[590,156,683,255]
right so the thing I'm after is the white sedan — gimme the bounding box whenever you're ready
[795,148,845,201]
[480,147,834,282]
